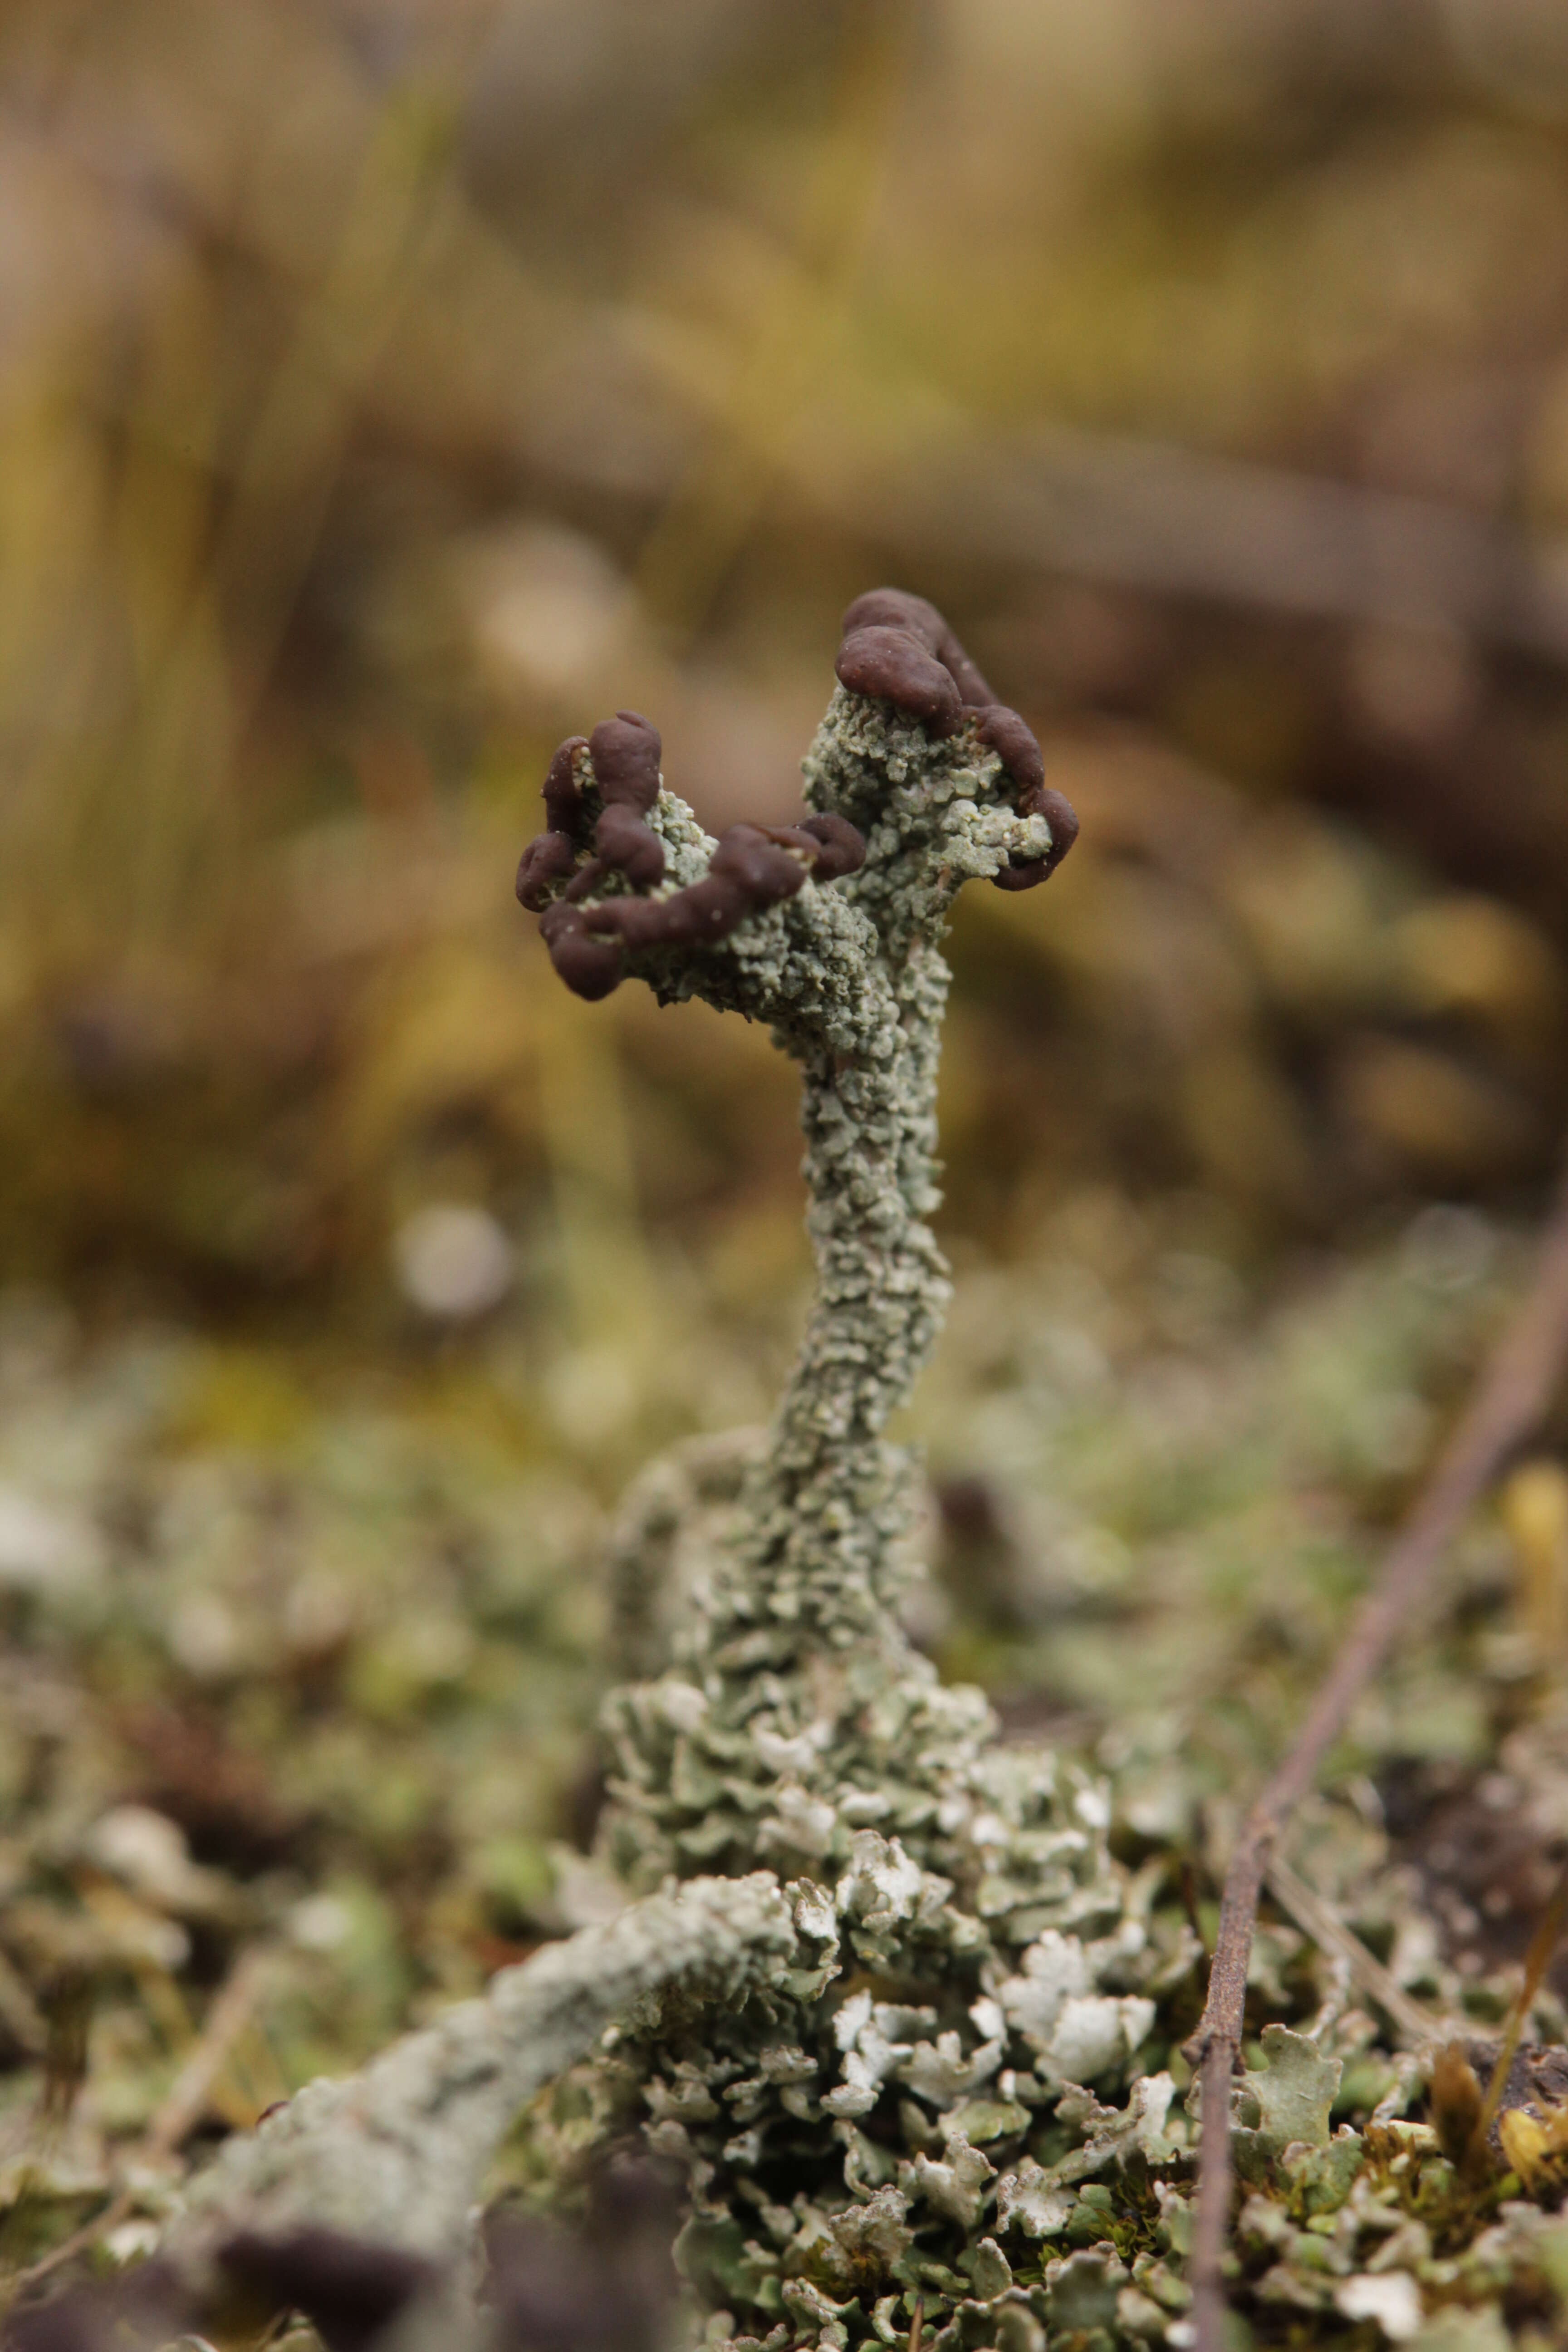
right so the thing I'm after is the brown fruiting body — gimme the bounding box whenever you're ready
[516,590,1075,997]
[834,588,1073,888]
[514,736,589,910]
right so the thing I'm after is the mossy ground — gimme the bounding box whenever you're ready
[5,1202,1568,2345]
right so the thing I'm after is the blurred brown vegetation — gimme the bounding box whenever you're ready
[4,0,1568,1346]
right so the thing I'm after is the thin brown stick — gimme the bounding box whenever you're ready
[1263,1855,1456,2051]
[5,1947,274,2302]
[1183,1159,1568,2352]
[145,1945,275,2162]
[0,1947,47,2063]
[1471,1850,1568,2161]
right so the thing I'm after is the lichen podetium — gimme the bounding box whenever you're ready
[511,595,1194,2350]
[155,594,1195,2352]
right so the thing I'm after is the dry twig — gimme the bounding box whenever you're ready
[142,1948,278,2165]
[0,1951,47,2066]
[6,1947,274,2301]
[1262,1855,1455,2053]
[1184,1157,1568,2352]
[1472,1851,1568,2163]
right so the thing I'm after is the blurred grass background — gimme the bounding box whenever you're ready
[10,0,1568,2247]
[5,0,1568,1345]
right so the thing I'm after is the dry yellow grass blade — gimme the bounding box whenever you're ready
[633,0,917,647]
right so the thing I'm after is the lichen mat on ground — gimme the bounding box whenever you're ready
[53,596,1275,2348]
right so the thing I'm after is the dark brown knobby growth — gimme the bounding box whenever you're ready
[516,712,866,1004]
[834,587,1079,892]
[515,590,1077,996]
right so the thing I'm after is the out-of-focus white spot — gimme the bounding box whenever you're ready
[0,1486,102,1593]
[288,1893,353,1952]
[120,1911,191,1972]
[462,523,636,702]
[1335,2271,1422,2341]
[394,1204,514,1320]
[84,1806,195,1908]
[1401,1202,1496,1293]
[168,1592,242,1679]
[1074,1782,1112,1830]
[105,2220,164,2265]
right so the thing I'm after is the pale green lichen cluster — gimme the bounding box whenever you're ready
[174,1875,800,2266]
[545,1820,1196,2351]
[525,686,1210,2347]
[152,670,1211,2348]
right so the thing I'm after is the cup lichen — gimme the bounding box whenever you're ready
[512,593,1192,2349]
[154,593,1196,2352]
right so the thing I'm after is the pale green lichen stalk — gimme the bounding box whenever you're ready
[597,690,1058,1888]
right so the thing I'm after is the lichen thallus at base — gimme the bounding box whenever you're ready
[513,593,1199,2349]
